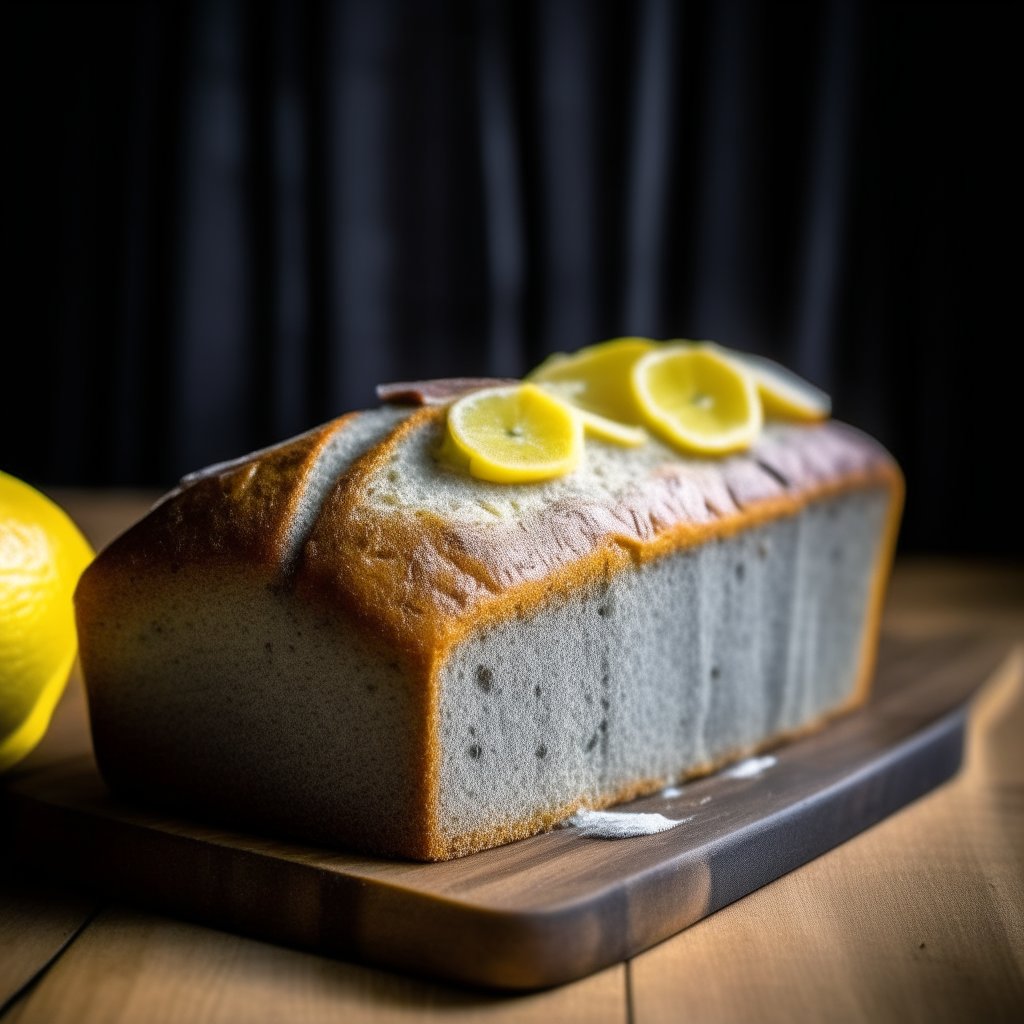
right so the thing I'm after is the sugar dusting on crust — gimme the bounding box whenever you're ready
[362,417,885,529]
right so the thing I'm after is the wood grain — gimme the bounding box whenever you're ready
[0,492,142,1014]
[882,557,1024,643]
[4,908,626,1024]
[0,865,98,1014]
[0,669,101,1013]
[629,646,1024,1024]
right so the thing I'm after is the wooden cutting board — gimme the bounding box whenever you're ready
[5,634,1008,991]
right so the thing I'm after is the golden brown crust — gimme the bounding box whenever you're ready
[295,409,902,681]
[83,415,358,577]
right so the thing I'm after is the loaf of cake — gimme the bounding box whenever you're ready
[75,394,902,861]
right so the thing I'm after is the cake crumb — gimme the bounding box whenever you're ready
[723,755,776,779]
[560,809,691,838]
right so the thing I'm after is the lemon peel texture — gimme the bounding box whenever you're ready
[1,470,93,771]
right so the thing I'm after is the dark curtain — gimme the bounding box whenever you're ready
[1,0,1020,553]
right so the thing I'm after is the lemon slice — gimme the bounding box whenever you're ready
[697,343,830,421]
[632,346,762,455]
[446,384,583,482]
[527,337,657,425]
[569,406,647,447]
[733,351,831,421]
[534,382,647,446]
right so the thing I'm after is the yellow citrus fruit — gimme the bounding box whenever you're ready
[632,344,763,455]
[1,470,93,772]
[446,384,583,483]
[526,336,658,426]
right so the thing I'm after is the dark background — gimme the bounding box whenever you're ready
[0,0,1020,553]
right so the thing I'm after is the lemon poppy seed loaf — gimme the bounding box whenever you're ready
[75,398,902,861]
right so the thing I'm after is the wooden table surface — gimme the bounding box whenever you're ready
[2,490,1023,1023]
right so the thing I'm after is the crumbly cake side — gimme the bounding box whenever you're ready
[77,405,902,861]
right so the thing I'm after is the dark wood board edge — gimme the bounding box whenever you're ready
[4,635,1009,990]
[6,705,969,990]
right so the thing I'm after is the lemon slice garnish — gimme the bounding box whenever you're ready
[728,350,831,421]
[632,345,762,455]
[446,384,583,482]
[527,337,658,426]
[695,342,830,421]
[533,381,647,446]
[569,406,647,447]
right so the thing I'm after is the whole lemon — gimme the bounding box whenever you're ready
[1,470,93,771]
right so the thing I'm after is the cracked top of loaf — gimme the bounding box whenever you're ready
[77,403,902,677]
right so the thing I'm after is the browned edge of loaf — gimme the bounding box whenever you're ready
[76,405,904,862]
[83,412,361,567]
